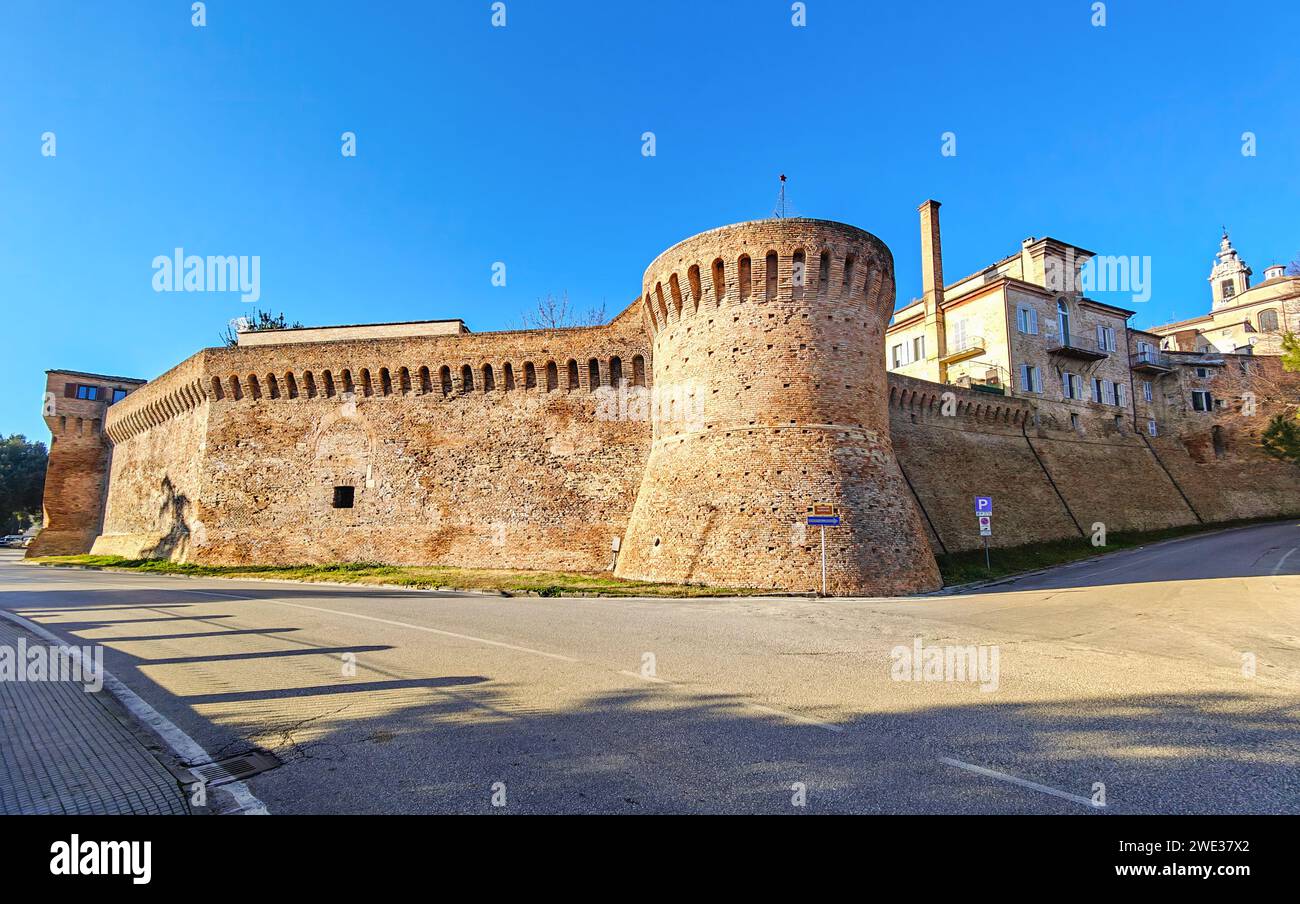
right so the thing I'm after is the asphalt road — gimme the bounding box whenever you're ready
[2,521,1298,814]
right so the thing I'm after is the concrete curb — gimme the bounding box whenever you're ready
[0,606,270,816]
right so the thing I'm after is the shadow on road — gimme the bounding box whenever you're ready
[4,585,1298,815]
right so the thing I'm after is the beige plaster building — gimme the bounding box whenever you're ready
[887,201,1139,435]
[1148,233,1300,355]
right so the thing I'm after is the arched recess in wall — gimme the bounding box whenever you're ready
[632,355,646,387]
[436,366,450,395]
[817,250,831,299]
[229,376,243,401]
[211,376,224,400]
[841,254,856,298]
[360,368,373,397]
[266,374,280,399]
[461,365,474,392]
[609,356,623,387]
[285,372,299,399]
[483,363,495,391]
[503,362,516,390]
[323,371,336,398]
[379,368,392,396]
[738,255,752,301]
[248,375,262,400]
[687,264,702,311]
[419,366,432,394]
[399,367,411,395]
[588,358,600,391]
[765,251,779,301]
[669,273,683,317]
[567,359,580,391]
[712,258,725,303]
[305,372,317,398]
[545,361,558,392]
[524,362,537,389]
[342,369,355,394]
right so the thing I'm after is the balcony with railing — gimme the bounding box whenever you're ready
[1047,332,1110,361]
[1130,349,1174,374]
[940,335,985,365]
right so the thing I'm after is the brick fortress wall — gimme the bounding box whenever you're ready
[34,218,1300,592]
[613,220,942,595]
[90,304,654,570]
[888,369,1300,554]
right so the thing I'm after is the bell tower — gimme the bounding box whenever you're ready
[1210,230,1252,307]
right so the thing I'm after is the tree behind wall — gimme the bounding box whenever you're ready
[221,309,304,348]
[0,435,47,535]
[1283,332,1300,373]
[518,292,607,329]
[1261,413,1300,464]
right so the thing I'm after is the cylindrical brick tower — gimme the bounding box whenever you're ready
[615,219,941,595]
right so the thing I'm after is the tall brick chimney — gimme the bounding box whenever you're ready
[919,200,947,382]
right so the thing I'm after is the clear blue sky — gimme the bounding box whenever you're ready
[3,0,1297,442]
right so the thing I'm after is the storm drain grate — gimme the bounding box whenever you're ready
[186,750,280,787]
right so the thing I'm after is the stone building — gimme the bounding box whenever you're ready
[1148,232,1300,355]
[27,370,147,558]
[30,211,1300,595]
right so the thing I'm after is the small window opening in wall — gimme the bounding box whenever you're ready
[332,486,355,509]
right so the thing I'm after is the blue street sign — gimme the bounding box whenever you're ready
[974,496,993,515]
[808,516,840,526]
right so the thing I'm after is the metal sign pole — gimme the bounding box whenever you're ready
[984,537,990,573]
[820,524,827,596]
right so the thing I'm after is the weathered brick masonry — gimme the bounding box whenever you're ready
[91,304,651,571]
[615,220,941,595]
[32,217,1300,594]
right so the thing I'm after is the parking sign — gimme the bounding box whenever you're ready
[974,496,993,515]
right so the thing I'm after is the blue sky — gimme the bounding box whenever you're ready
[2,0,1297,442]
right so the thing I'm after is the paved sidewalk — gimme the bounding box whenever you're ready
[0,617,190,815]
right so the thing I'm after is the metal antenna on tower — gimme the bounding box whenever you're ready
[774,174,790,219]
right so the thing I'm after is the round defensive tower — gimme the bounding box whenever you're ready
[614,218,941,595]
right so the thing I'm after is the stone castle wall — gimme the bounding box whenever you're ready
[91,304,654,571]
[614,220,941,595]
[887,371,1300,554]
[34,217,1300,593]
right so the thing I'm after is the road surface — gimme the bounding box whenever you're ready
[2,520,1298,814]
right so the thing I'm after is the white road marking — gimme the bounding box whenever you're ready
[0,607,269,816]
[35,580,861,742]
[175,590,581,663]
[618,670,668,683]
[939,757,1101,809]
[748,703,844,733]
[1271,547,1298,576]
